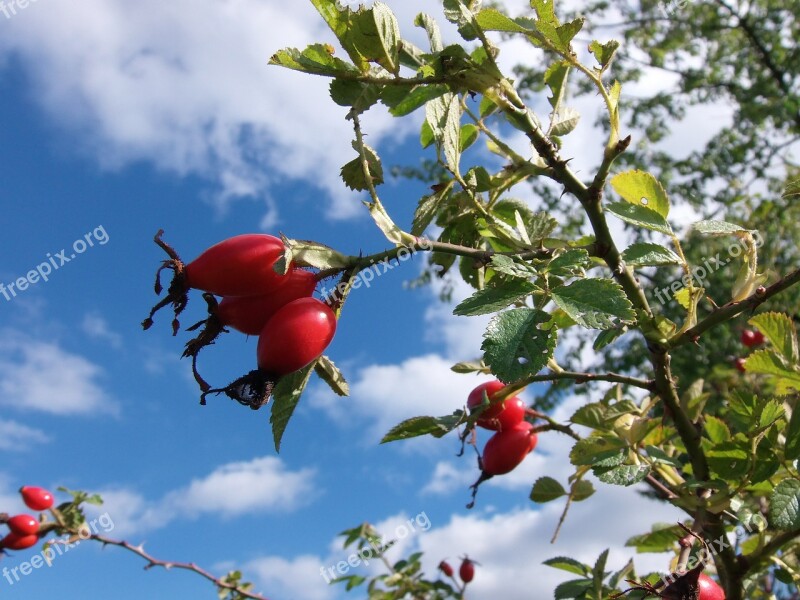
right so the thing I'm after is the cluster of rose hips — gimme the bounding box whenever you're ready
[143,232,337,407]
[0,487,54,552]
[463,380,538,507]
[468,380,538,476]
[438,556,476,588]
[733,328,766,372]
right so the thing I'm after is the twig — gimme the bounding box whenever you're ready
[89,534,269,600]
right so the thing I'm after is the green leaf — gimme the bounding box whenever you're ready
[420,120,434,148]
[749,312,799,364]
[594,463,651,486]
[758,399,784,430]
[545,249,591,277]
[551,279,636,330]
[769,479,800,530]
[450,360,488,374]
[271,364,316,452]
[381,413,464,443]
[543,556,591,577]
[610,170,670,218]
[622,242,681,267]
[592,549,609,595]
[269,44,358,77]
[706,441,750,479]
[570,435,627,466]
[425,93,462,173]
[314,355,350,397]
[626,524,683,553]
[745,350,800,392]
[412,182,451,236]
[589,39,620,72]
[489,255,538,279]
[383,84,449,117]
[571,403,610,430]
[704,416,731,444]
[340,142,384,191]
[571,480,595,502]
[782,177,800,200]
[543,61,570,110]
[454,280,539,316]
[785,402,800,461]
[481,308,556,382]
[554,579,593,599]
[309,0,366,70]
[371,2,401,74]
[460,123,479,152]
[530,476,567,503]
[550,107,580,136]
[475,8,532,33]
[692,220,748,236]
[330,79,381,115]
[606,202,673,234]
[593,326,626,351]
[414,13,444,52]
[283,237,350,270]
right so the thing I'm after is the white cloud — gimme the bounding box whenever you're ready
[169,456,317,518]
[0,419,50,451]
[0,0,444,224]
[82,312,123,348]
[311,353,481,444]
[242,555,337,600]
[85,456,318,536]
[0,331,117,416]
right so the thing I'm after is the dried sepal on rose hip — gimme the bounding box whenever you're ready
[200,297,337,410]
[182,269,318,395]
[142,230,293,334]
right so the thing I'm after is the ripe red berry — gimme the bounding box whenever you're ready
[698,573,726,600]
[216,269,317,335]
[458,557,475,583]
[19,486,54,511]
[185,234,290,297]
[257,298,337,375]
[468,381,526,430]
[6,514,39,536]
[482,421,538,475]
[0,532,39,551]
[740,329,765,347]
[734,358,746,373]
[438,561,454,577]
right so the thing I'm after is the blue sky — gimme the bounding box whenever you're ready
[0,1,701,599]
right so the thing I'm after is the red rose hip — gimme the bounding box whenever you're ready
[698,573,725,600]
[217,268,317,335]
[7,514,39,536]
[482,422,538,475]
[185,234,290,297]
[0,532,39,551]
[20,486,54,511]
[458,557,475,583]
[257,298,337,375]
